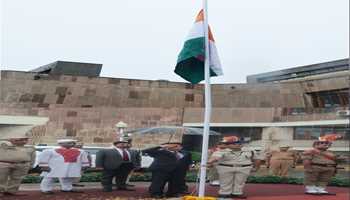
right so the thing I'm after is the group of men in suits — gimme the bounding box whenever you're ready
[96,139,192,198]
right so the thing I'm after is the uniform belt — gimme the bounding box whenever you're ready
[218,163,252,167]
[0,160,28,164]
[273,159,294,160]
[311,163,336,167]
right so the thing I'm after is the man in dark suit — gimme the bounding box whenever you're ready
[142,142,182,198]
[124,138,141,187]
[95,139,137,192]
[173,145,192,195]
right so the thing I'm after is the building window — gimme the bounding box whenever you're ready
[294,126,350,140]
[211,127,262,141]
[185,94,194,102]
[308,89,349,108]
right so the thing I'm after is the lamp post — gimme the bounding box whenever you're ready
[115,121,128,139]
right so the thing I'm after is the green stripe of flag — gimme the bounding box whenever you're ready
[177,37,205,63]
[174,57,218,84]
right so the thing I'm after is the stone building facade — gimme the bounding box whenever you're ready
[0,59,348,151]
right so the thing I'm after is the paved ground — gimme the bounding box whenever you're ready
[1,182,348,200]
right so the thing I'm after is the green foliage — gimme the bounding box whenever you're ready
[21,175,42,184]
[329,177,350,187]
[285,177,304,185]
[246,176,304,185]
[22,172,349,187]
[185,171,198,182]
[190,151,202,163]
[80,172,102,182]
[129,172,152,182]
[247,176,283,184]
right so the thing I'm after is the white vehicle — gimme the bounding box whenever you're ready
[34,145,153,169]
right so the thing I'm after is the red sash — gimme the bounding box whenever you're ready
[56,148,81,163]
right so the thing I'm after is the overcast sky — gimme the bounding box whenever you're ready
[0,0,348,83]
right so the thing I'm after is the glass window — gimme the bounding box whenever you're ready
[294,127,321,140]
[294,126,349,140]
[322,127,334,135]
[308,89,349,108]
[211,127,262,141]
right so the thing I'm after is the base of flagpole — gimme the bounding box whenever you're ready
[183,195,216,200]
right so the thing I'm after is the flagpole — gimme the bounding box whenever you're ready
[198,0,211,197]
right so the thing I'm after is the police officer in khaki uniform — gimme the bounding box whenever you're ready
[207,136,262,199]
[302,136,339,195]
[266,145,297,177]
[207,143,226,186]
[0,131,35,196]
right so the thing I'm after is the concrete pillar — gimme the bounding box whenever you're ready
[261,127,294,151]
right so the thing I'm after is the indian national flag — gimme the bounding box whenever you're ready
[175,10,223,84]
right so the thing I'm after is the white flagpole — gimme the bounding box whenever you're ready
[198,0,211,197]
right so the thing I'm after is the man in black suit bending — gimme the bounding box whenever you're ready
[142,142,184,198]
[173,144,193,195]
[95,138,137,192]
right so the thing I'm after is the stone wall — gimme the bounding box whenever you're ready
[0,71,190,145]
[0,70,348,146]
[0,71,204,108]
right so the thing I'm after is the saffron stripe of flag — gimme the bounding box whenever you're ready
[174,10,223,84]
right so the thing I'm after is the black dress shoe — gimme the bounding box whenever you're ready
[218,194,232,198]
[150,194,164,199]
[117,187,135,191]
[72,183,85,187]
[3,192,16,196]
[3,192,27,196]
[165,193,181,198]
[320,192,336,195]
[102,189,112,192]
[61,190,84,193]
[231,194,247,199]
[41,191,55,195]
[179,191,191,195]
[119,188,135,191]
[305,192,320,195]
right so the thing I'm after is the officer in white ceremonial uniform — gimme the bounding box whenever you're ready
[38,139,90,194]
[208,136,262,199]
